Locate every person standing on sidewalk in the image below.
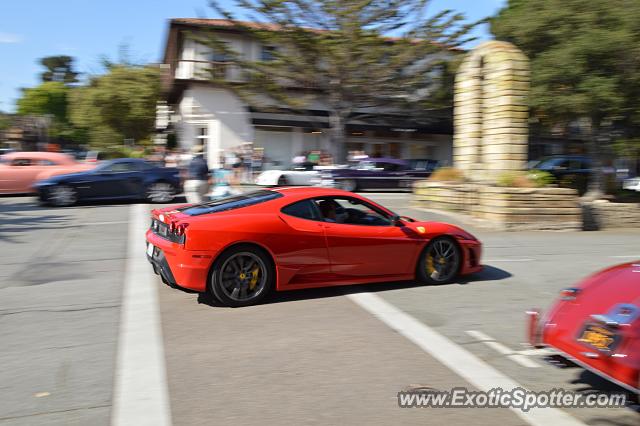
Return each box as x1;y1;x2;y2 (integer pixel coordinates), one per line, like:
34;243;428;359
184;145;210;204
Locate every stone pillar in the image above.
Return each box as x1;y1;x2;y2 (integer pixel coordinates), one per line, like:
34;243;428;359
453;56;483;175
453;41;530;182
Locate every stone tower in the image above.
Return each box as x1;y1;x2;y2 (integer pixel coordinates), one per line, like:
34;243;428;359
453;41;530;181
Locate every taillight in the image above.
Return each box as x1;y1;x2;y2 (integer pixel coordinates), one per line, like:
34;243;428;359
175;223;188;236
526;309;542;347
560;287;581;301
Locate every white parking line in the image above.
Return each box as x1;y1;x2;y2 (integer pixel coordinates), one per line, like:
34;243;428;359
517;348;557;356
609;255;640;259
348;292;586;426
465;330;541;368
79;221;129;226
484;258;535;262
111;204;172;426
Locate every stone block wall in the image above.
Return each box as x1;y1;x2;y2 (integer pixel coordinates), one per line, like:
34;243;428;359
414;181;581;231
588;201;640;229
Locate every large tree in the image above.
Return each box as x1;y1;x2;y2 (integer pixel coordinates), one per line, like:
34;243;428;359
203;0;477;161
40;55;79;84
491;0;640;196
69;65;161;148
15;81;83;141
15;56;83;142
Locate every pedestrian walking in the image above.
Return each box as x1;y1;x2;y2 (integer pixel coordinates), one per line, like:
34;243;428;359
184;145;210;204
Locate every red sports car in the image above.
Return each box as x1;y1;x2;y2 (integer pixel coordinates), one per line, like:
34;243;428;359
528;262;640;393
145;187;482;307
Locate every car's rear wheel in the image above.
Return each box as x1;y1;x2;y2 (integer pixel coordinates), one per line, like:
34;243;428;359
339;179;357;192
210;245;274;307
146;182;175;203
277;175;289;186
48;185;77;207
417;237;461;285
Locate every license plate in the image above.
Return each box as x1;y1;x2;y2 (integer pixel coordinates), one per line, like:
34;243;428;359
577;324;618;351
146;243;155;257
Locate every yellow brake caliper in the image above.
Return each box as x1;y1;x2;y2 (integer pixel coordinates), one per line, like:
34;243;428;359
426;254;435;274
249;267;260;290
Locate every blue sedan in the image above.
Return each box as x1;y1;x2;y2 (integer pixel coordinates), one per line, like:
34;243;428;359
34;158;181;206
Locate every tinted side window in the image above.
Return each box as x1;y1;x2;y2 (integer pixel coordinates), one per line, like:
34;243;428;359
12;158;32;166
108;162;138;172
411;160;427;170
281;200;319;220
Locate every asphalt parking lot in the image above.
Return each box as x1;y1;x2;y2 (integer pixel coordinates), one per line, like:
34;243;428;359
0;192;638;426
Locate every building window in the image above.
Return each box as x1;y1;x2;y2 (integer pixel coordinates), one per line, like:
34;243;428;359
261;46;277;61
196;125;208;158
210;42;230;62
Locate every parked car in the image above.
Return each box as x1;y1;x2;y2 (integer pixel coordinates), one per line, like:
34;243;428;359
527;262;640;393
623;176;640;192
315;158;439;192
255;162;338;186
530;155;593;194
34;158;181;206
0;151;96;194
146;187;482;307
84;150;106;163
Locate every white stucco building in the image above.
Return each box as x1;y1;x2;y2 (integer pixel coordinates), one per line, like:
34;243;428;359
159;18;454;169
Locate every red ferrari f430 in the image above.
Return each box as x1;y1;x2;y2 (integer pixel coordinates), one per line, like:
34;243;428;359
528;262;640;394
146;187;482;307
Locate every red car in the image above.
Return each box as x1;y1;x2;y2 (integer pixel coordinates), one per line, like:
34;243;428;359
528;262;640;393
146;187;482;307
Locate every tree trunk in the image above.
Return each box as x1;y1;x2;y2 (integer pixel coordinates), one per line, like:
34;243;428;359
328;111;348;164
583;118;604;200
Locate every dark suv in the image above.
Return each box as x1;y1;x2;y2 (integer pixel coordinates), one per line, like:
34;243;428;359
531;155;592;194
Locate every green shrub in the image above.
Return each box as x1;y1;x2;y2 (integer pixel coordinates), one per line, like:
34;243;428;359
497;170;554;188
496;171;523;187
526;170;555;188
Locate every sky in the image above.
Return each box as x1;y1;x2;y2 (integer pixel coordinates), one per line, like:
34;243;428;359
0;0;506;112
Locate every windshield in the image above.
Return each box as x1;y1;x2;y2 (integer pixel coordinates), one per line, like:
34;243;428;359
179;190;283;216
535;157;564;170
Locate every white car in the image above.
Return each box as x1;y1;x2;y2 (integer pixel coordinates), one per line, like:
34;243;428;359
623;177;640;191
256;164;337;186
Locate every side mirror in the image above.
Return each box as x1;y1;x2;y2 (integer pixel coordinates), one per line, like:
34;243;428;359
390;215;403;226
399;215;416;223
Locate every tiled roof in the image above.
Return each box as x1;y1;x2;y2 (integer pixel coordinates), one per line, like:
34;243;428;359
171;18;289;32
169;18;461;50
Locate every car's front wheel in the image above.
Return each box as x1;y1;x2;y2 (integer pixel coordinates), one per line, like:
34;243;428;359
48;185;78;207
417;237;461;285
210;245;274;307
146;182;175;203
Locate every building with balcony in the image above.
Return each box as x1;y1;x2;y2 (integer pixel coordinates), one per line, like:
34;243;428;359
159;18;455;169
